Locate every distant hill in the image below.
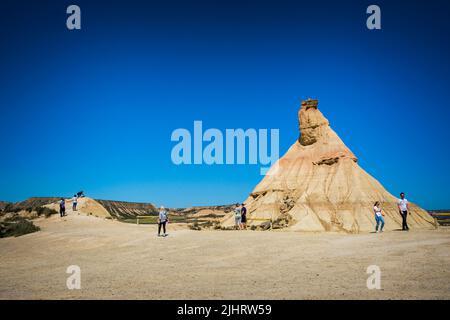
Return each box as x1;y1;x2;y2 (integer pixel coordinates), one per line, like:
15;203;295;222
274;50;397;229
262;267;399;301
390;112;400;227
13;197;61;210
428;210;450;226
0;197;60;213
172;204;235;215
0;197;158;219
0;201;12;212
95;199;158;219
428;210;450;213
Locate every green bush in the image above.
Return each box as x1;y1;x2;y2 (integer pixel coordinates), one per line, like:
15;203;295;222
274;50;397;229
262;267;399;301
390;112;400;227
0;216;40;238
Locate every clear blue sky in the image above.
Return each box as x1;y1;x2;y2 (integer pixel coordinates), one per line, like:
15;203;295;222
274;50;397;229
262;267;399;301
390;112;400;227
0;0;449;209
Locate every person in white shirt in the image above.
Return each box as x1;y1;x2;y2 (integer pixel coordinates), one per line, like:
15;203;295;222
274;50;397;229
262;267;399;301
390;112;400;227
397;192;409;231
158;206;169;237
373;201;385;233
234;203;242;230
72;195;78;211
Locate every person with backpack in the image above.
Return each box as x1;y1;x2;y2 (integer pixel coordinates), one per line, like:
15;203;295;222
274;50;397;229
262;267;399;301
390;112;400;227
158;206;169;237
59;198;66;217
373;201;385;233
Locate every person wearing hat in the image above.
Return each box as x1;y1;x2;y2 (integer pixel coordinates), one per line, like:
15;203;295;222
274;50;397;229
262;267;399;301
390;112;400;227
158;206;169;237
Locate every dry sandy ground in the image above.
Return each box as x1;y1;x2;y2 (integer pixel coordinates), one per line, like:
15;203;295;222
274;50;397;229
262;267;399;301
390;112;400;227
1;214;449;299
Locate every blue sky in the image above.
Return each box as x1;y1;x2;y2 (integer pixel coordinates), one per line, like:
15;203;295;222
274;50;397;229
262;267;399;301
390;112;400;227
0;0;449;209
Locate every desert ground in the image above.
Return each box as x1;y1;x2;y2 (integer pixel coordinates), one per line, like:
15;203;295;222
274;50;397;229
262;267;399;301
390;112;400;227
0;213;449;300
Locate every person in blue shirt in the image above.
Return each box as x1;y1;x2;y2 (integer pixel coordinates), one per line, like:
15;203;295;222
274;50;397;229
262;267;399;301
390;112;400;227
158;206;168;237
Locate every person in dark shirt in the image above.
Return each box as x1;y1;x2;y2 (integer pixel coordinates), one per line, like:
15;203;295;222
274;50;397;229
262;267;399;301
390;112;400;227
240;203;247;230
59;198;66;217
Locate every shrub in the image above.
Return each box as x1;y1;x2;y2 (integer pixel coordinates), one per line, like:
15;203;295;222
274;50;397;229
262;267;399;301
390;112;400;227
3;205;21;213
189;222;201;231
3;203;14;213
35;207;58;218
0;216;40;238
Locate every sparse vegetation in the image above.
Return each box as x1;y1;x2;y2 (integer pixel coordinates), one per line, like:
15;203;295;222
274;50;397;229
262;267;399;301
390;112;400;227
188;220;219;230
189;222;201;230
1;201;58;218
3;203;21;213
0;216;40;238
35;207;58;217
272;213;293;229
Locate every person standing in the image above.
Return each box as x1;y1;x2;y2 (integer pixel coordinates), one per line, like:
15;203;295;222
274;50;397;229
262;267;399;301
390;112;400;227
234;203;242;230
397;192;409;231
72;194;78;211
240;203;247;230
158;206;168;237
59;198;66;217
373;201;385;233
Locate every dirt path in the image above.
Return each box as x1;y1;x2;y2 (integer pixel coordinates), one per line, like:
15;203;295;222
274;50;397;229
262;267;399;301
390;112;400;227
1;214;449;299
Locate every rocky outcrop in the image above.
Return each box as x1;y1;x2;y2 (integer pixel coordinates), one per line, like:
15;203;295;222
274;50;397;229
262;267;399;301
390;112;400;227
222;99;436;233
0;201;11;212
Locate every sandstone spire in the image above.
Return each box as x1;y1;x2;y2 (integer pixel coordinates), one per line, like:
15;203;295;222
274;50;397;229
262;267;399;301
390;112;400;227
222;99;436;233
298;99;329;146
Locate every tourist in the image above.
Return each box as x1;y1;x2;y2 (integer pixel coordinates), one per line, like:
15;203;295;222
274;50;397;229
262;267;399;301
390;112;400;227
240;203;247;229
234;203;242;230
158;206;168;237
397;192;409;231
72;194;78;211
59;198;66;217
373;201;385;233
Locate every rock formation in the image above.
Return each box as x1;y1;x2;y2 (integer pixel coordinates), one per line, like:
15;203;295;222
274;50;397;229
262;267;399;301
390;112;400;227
222;99;436;232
